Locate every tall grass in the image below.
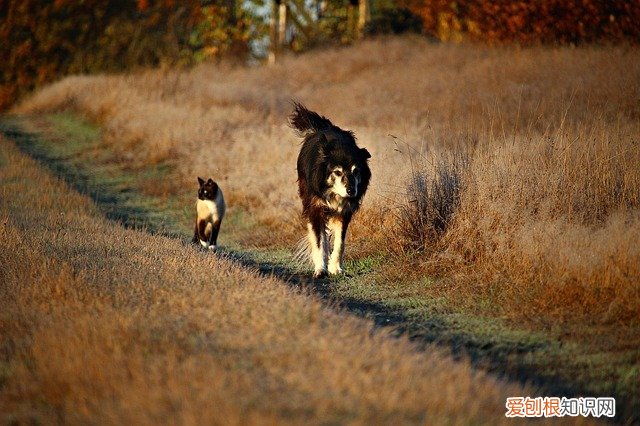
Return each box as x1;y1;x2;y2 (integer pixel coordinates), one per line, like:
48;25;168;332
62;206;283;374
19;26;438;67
13;36;640;328
439;118;640;323
395;142;468;254
1;133;533;424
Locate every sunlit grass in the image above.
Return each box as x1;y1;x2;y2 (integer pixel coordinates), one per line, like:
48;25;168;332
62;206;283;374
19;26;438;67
0;136;531;424
9;35;640;421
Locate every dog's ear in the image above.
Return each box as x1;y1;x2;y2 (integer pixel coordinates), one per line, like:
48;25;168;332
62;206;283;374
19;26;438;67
308;136;330;196
360;148;371;159
207;178;214;185
309;166;326;196
198;176;205;186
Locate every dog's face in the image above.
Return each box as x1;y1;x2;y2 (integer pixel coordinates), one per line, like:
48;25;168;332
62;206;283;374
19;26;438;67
299;128;372;204
320;133;371;201
326;164;363;198
197;177;218;201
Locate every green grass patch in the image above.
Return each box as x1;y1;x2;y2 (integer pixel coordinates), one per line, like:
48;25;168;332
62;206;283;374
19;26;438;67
1;113;187;237
1;111;637;423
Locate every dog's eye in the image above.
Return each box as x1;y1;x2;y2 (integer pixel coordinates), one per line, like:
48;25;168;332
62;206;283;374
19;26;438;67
333;170;343;177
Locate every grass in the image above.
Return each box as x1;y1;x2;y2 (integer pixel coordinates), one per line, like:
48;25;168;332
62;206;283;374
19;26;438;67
5;35;640;422
0;114;188;237
394;145;467;253
0;123;534;424
2;112;635;423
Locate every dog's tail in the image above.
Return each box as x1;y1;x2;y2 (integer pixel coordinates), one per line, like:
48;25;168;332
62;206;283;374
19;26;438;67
289;102;334;136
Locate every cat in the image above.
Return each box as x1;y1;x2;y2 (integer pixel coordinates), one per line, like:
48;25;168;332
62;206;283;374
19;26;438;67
192;177;225;251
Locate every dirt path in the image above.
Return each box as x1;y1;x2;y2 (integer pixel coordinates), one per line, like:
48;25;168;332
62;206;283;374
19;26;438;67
1;119;549;424
1;116;623;423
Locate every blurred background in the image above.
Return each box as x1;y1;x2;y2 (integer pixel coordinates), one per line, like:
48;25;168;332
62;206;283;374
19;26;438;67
2;0;639;110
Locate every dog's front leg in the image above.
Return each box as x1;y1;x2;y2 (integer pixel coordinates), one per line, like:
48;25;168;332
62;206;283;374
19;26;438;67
307;221;328;278
327;217;344;275
328;214;351;275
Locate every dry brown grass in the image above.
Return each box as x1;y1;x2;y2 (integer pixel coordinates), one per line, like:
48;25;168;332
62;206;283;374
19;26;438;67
13;36;640;329
437;121;640;325
395;146;468;254
1;136;538;423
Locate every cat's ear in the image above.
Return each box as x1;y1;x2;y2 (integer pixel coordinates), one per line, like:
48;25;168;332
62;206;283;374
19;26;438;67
198;177;205;186
207;178;214;185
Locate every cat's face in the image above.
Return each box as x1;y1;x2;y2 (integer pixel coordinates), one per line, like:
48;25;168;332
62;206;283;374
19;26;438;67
197;177;218;201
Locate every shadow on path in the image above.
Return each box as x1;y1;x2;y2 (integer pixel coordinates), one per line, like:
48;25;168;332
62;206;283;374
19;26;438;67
220;248;580;401
1;117;181;238
2;117;631;422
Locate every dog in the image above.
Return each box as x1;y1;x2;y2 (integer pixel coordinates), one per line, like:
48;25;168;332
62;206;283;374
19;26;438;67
289;102;371;278
192;177;225;250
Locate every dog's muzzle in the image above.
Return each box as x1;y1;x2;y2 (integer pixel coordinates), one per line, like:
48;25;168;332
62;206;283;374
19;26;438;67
345;175;360;197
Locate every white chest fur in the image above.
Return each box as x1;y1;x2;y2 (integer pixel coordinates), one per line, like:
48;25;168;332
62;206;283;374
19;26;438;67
196;190;225;222
326;195;345;213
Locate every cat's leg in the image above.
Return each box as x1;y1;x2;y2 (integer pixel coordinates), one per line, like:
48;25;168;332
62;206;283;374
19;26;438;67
208;220;221;251
192;220;200;244
198;220;210;249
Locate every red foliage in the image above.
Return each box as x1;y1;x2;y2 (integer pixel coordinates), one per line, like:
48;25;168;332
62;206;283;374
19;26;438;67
137;0;150;12
404;0;640;44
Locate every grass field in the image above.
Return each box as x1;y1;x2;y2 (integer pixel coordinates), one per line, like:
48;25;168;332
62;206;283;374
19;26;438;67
0;128;541;424
3;35;639;422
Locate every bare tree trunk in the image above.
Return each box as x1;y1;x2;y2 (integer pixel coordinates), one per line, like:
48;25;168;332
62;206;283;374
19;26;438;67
269;0;278;63
357;0;369;39
278;2;287;47
269;0;288;63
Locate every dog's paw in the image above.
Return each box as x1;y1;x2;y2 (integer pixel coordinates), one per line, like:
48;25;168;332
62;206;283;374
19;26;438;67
313;270;328;279
328;265;343;275
208;245;217;251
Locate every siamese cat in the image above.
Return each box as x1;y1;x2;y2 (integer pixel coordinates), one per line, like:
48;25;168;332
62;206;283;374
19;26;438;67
193;177;225;250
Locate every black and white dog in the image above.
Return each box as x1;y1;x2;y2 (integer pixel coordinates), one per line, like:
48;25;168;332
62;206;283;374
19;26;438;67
289;103;371;278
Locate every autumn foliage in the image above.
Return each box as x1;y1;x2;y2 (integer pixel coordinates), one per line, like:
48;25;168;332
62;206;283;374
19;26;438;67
0;0;253;110
406;0;640;44
2;0;640;111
